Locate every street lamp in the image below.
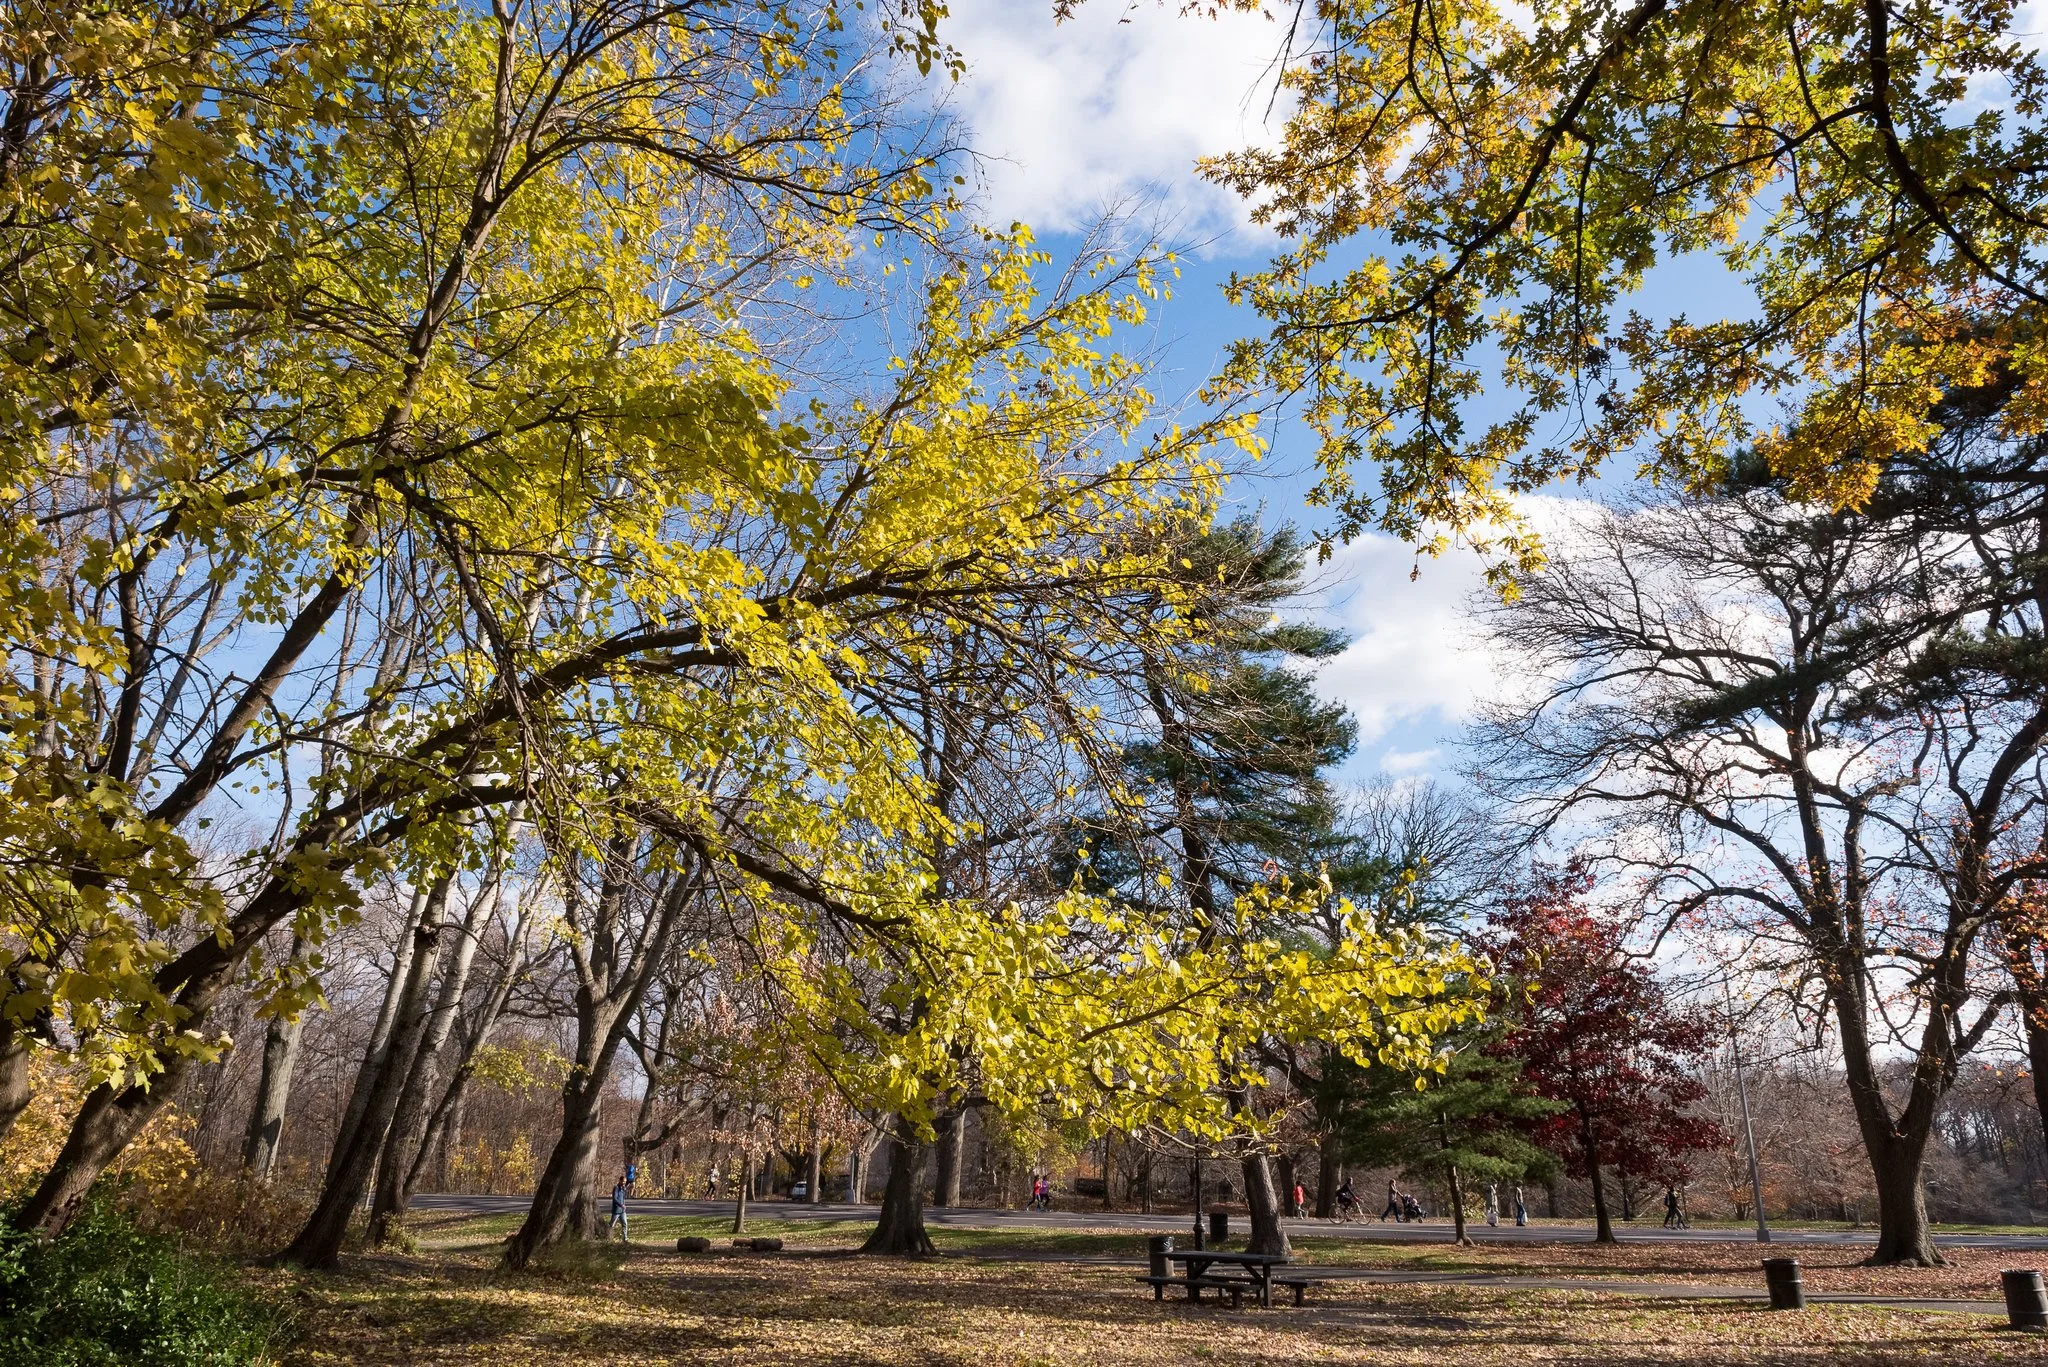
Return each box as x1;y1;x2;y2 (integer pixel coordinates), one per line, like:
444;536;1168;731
1723;978;1770;1244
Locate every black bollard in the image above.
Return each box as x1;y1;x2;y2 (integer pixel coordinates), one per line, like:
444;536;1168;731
1762;1257;1806;1310
2002;1270;2048;1331
1210;1210;1230;1244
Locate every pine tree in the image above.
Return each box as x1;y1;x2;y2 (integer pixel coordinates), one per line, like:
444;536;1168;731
1326;1034;1561;1244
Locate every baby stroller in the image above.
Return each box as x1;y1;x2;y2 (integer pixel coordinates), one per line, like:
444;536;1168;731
1401;1193;1426;1223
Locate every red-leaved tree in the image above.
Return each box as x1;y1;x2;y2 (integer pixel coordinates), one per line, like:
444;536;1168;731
1487;864;1724;1242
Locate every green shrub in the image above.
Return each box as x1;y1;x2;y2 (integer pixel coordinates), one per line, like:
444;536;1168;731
0;1199;285;1366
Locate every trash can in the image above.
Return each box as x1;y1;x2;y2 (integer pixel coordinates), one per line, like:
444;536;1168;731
1147;1235;1174;1279
1762;1257;1806;1310
2002;1269;2048;1330
1209;1210;1230;1243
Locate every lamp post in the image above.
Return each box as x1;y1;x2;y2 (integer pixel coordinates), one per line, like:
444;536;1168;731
1724;978;1770;1244
1192;1156;1205;1249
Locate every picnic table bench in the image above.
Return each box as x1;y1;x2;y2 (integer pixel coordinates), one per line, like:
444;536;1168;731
1137;1243;1311;1309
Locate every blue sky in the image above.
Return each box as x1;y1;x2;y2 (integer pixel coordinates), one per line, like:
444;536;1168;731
932;1;1521;786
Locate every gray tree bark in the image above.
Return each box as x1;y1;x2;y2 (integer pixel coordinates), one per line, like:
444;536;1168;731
861;1119;934;1255
279;873;455;1268
369;872;504;1243
240;1008;306;1180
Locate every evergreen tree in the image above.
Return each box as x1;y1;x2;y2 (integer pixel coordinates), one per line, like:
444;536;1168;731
1327;1033;1560;1244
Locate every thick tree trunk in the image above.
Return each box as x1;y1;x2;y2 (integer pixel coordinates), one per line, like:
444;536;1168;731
861;1122;934;1255
241;1009;306;1180
21;1069;177;1234
0;1021;34;1148
1864;1132;1940;1265
1579;1110;1615;1244
1277;1152;1298;1216
1546;1173;1562;1219
1315;1133;1340;1218
503;1070;609;1268
280;876;452;1268
932;1106;964;1208
1240;1148;1291;1256
2029;1021;2048;1181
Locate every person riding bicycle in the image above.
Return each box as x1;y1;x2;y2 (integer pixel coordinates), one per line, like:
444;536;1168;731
1334;1178;1359;1219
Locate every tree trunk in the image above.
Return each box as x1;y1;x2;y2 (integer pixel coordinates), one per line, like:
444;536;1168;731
932;1106;964;1208
241;1008;306;1180
1441;1111;1472;1245
805;1122;823;1205
433;1076;470;1190
1865;1132;1940;1265
20;1070;173;1234
324;881;433;1187
1101;1134;1115;1209
372;874;505;1241
1315;1133;1340;1218
1447;1163;1470;1245
1579;1109;1615;1244
861;1121;934;1255
1138;1149;1153;1213
503;1069;609;1268
1547;1172;1562;1219
733;1151;751;1233
280;875;453;1269
408;900;531;1198
1277;1152;1298;1217
0;1021;31;1147
1240;1148;1291;1256
501;853;699;1269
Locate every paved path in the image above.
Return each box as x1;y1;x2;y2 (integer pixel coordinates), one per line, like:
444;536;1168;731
411;1192;2048;1251
1299;1268;2004;1313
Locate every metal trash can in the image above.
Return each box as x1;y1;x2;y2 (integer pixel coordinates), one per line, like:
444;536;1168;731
2002;1270;2048;1330
1762;1257;1806;1310
1147;1235;1174;1279
1209;1210;1229;1243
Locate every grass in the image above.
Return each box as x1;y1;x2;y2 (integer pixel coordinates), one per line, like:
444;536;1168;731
248;1212;2048;1365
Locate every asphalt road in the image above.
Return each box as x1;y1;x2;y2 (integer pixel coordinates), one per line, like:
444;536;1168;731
411;1193;2048;1250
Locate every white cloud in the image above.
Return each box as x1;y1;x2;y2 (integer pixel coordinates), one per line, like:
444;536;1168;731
938;1;1290;247
1377;747;1441;774
1312;533;1499;748
1311;495;1603;755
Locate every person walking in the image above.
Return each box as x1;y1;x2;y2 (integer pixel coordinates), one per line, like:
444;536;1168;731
1291;1180;1307;1217
609;1177;630;1242
1379;1178;1402;1223
1485;1182;1499;1227
625;1159;639;1194
1662;1185;1680;1229
1513;1183;1528;1227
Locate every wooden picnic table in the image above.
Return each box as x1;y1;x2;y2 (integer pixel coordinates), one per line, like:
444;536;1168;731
1159;1249;1298;1308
